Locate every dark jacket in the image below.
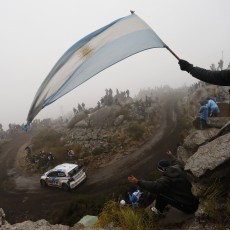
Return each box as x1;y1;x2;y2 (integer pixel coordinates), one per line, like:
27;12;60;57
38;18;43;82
137;159;198;206
189;67;230;86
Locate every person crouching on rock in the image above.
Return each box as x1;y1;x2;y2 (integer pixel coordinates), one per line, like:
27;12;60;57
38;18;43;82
128;150;199;216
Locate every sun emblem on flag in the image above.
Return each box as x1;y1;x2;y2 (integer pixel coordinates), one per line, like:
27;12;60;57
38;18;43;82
80;44;93;58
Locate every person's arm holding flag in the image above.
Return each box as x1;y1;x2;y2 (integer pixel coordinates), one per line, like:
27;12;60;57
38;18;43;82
178;59;230;86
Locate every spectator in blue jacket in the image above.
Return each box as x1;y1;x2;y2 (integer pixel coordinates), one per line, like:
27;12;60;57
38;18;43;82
207;98;220;117
128;188;142;208
199;101;209;129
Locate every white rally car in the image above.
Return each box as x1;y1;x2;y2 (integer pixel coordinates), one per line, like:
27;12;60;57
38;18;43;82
40;163;86;191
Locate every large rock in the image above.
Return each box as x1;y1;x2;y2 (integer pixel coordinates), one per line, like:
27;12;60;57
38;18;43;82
210;120;230;141
183;129;219;152
77;215;98;227
114;115;124;126
90;105;121;128
176;146;193;164
185;132;230;177
207;117;230;129
118;97;133;107
2;219;70;230
67;111;88;129
75;120;89;128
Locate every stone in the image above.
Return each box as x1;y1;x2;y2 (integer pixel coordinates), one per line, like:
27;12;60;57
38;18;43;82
75;120;89;128
185;132;230;177
183;129;219;152
207;117;230;129
114;115;124;126
177;146;193;164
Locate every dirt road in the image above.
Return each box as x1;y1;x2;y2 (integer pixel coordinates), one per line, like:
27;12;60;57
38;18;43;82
0;97;183;224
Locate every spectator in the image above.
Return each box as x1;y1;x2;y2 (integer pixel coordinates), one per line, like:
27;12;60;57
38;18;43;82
67;149;75;160
128;188;142;208
25;146;31;155
128;150;199;216
207;98;220;117
47;152;54;166
78;103;82;112
199;101;209;129
97;101;101;109
73;107;77;115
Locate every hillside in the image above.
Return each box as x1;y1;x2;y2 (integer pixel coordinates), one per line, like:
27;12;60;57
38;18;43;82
0;83;230;229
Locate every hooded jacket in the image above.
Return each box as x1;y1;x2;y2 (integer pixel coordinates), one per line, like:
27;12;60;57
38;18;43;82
207;99;220;114
137;159;198;206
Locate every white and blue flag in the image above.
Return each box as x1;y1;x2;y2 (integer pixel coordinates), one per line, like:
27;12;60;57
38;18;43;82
25;13;166;128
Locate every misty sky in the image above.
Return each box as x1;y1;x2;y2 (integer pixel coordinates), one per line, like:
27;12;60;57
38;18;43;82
1;0;230;130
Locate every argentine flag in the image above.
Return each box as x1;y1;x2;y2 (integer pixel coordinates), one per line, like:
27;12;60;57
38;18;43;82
26;13;166;127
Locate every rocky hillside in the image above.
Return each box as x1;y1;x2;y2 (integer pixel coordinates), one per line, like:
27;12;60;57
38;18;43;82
173;83;230;229
1;83;230;230
22;88;167;173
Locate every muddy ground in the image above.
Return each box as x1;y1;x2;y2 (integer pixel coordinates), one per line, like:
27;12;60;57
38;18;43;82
0;98;184;224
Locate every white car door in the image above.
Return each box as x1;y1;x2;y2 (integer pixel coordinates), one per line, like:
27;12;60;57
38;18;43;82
47;171;59;187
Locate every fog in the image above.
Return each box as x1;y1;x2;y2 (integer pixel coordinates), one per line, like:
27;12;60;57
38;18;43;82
1;0;230;130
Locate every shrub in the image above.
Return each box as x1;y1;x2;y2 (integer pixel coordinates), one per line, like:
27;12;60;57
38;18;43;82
96;200;160;230
115;131;126;144
92;147;103;155
72;143;83;155
96;200;121;227
125;123;145;141
32;128;63;149
120;208;148;230
203;179;229;224
30;128;68;166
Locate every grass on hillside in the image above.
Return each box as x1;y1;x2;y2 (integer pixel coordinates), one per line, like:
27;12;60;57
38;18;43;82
95;200;160;230
203;178;230;224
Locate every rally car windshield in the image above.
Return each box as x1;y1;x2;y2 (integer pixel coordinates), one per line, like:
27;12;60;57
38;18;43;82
68;166;81;177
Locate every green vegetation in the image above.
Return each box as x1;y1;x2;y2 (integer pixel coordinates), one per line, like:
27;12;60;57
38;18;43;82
125;122;146;141
53;182;128;226
31;128;84;159
203;178;230;224
96;200;160;230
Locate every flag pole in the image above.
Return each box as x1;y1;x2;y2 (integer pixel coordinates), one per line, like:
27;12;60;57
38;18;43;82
164;45;180;60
